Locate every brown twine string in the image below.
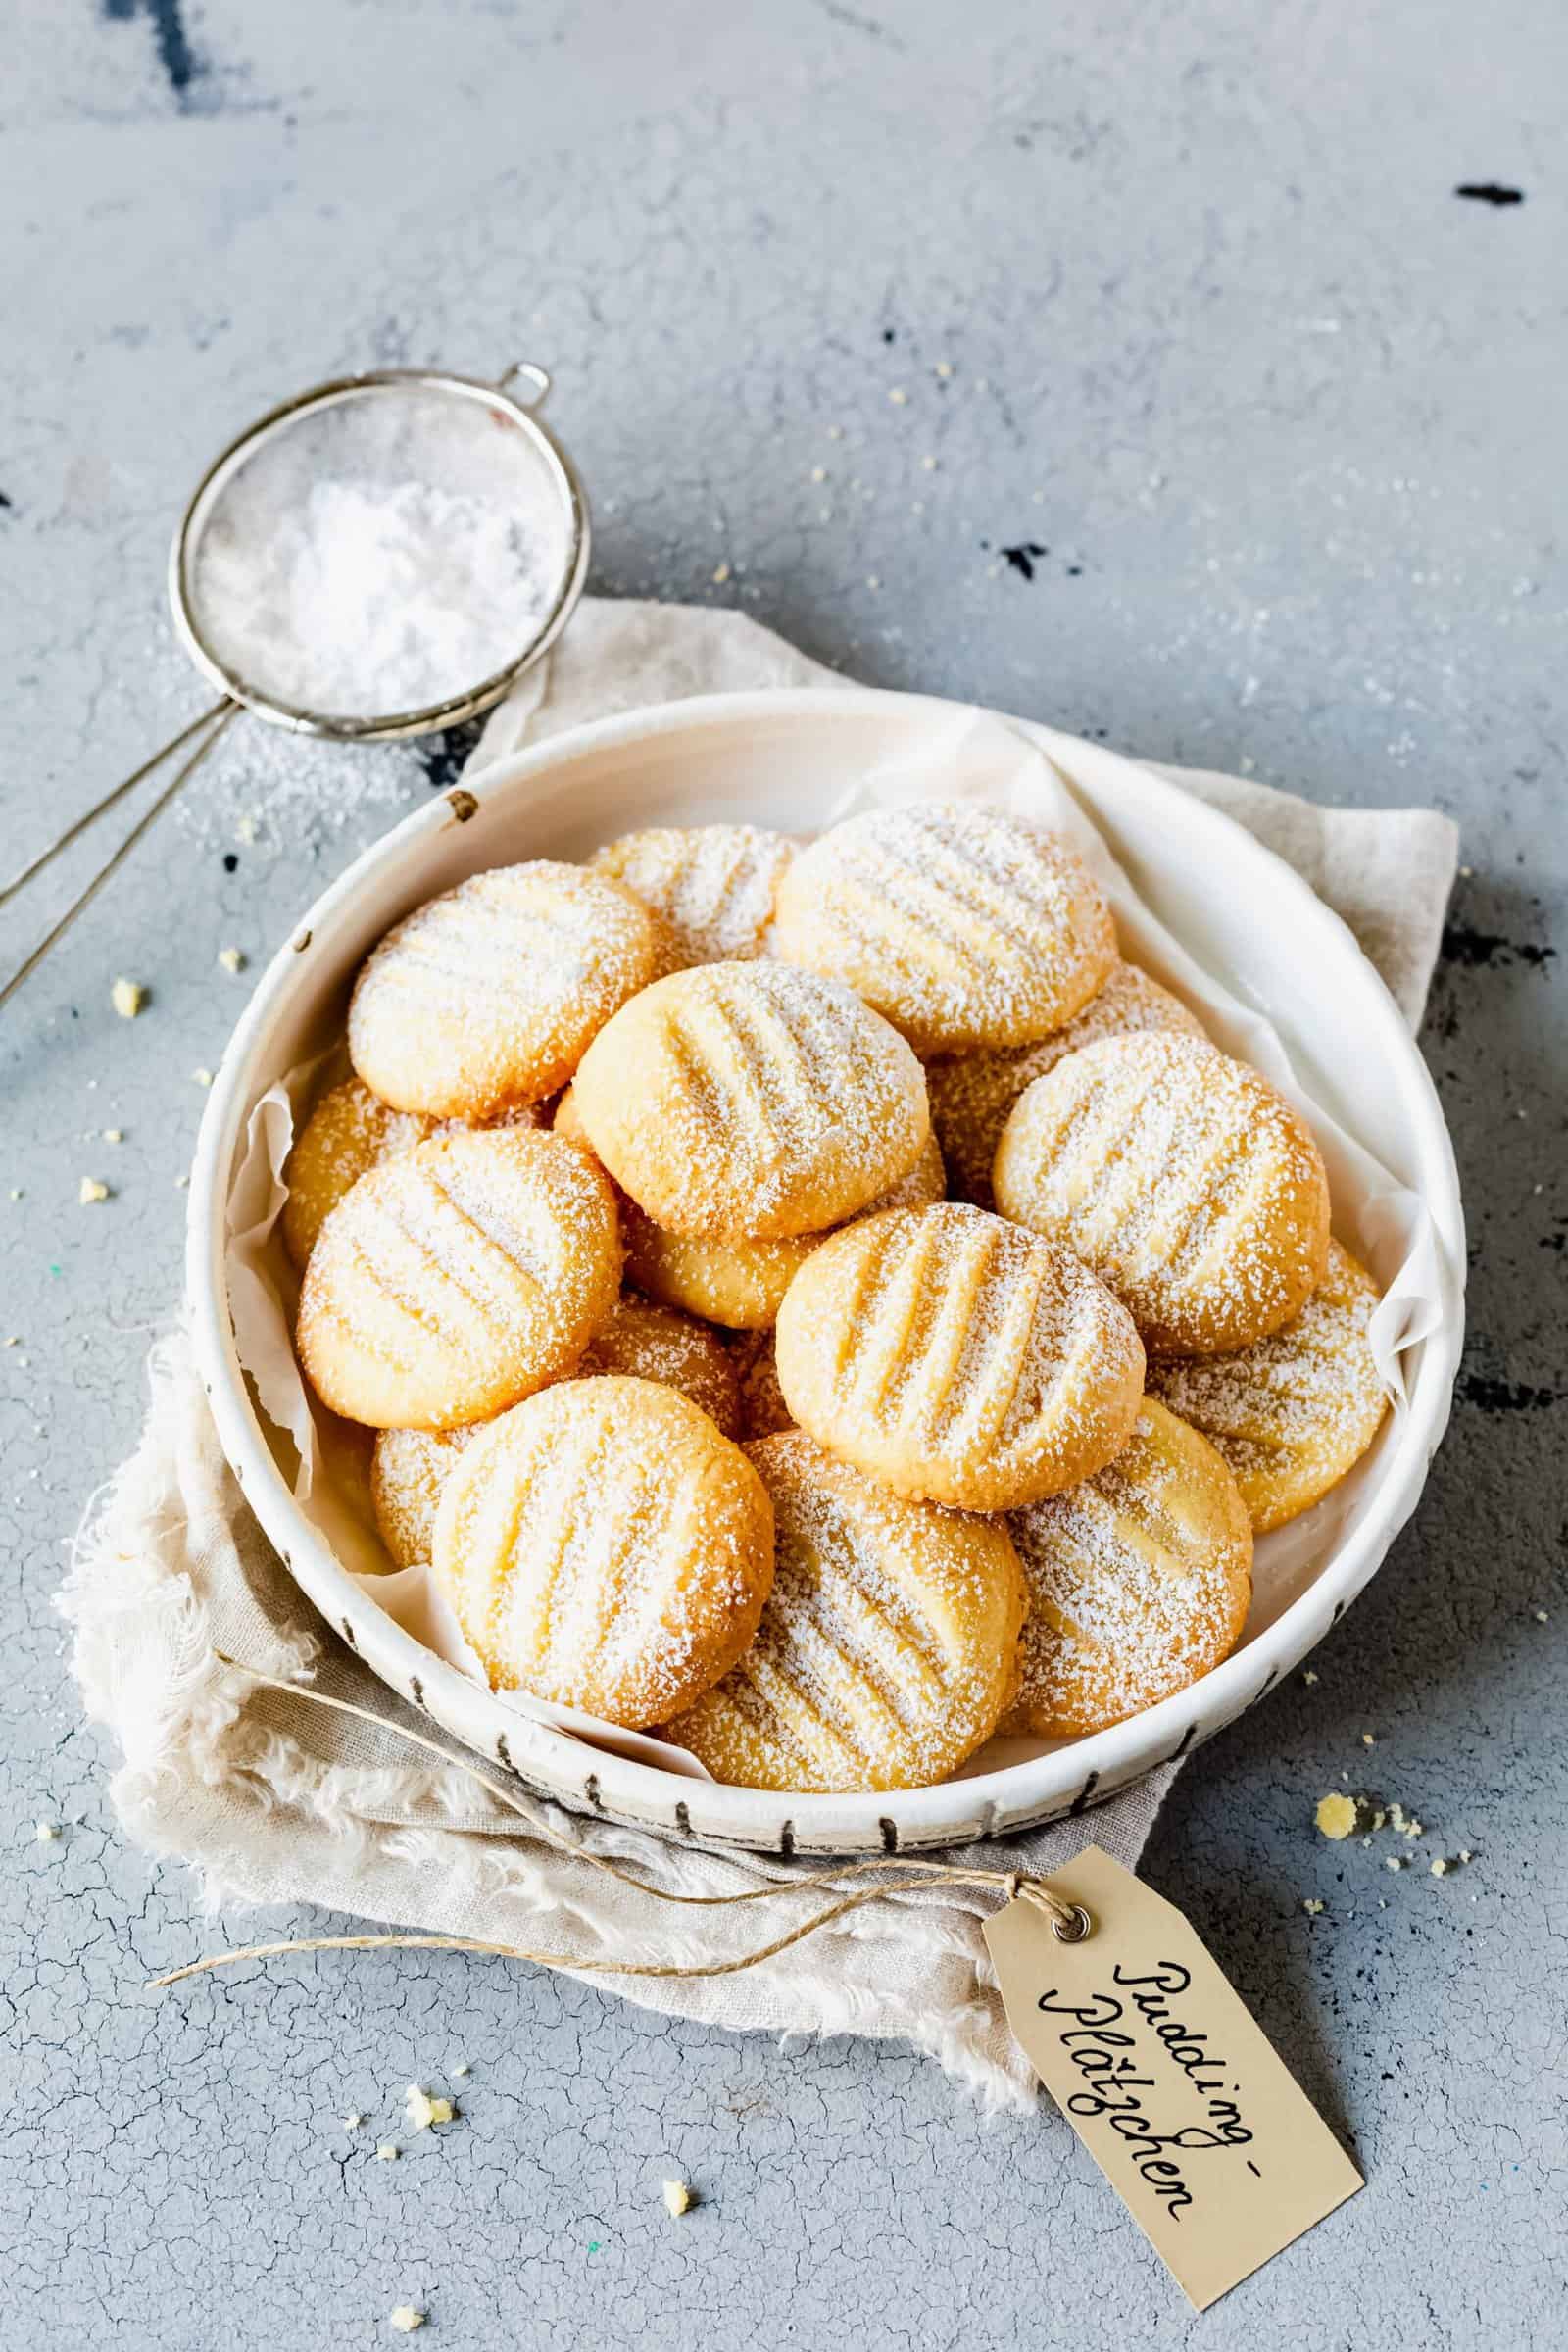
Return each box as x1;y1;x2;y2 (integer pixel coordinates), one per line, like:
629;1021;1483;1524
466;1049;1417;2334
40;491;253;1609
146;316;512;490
146;1656;1091;1993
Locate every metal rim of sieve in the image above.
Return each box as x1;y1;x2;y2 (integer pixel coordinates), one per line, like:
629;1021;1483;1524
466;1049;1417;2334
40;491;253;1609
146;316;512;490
168;361;592;742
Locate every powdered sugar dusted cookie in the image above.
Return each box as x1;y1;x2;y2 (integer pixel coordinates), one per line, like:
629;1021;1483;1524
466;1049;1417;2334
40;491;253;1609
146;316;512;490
614;1126;945;1331
432;1376;774;1728
348;861;660;1118
663;1432;1027;1791
1002;1398;1252;1737
768;800;1116;1055
774;1201;1145;1510
580;1290;741;1437
296;1127;621;1429
372;1424;478;1566
590;823;797;965
994;1032;1331;1356
282;1077;443;1272
571;960;930;1240
1148;1240;1388;1530
281;1076;542;1270
926;963;1204;1208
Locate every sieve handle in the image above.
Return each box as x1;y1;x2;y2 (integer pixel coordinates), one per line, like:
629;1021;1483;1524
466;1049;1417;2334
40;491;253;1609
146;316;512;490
0;698;238;1012
494;360;552;408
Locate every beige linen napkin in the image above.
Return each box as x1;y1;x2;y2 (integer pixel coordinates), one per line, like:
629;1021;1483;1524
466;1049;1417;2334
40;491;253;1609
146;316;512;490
63;601;1457;2112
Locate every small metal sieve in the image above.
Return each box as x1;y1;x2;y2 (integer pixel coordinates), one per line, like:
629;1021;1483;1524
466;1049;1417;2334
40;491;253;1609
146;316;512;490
1;362;590;1007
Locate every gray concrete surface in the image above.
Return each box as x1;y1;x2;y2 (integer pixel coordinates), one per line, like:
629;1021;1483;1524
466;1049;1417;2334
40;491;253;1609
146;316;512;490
3;4;1564;2345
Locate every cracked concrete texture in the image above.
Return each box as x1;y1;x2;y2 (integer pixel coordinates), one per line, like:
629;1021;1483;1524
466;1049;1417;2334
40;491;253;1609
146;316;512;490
2;1;1564;2344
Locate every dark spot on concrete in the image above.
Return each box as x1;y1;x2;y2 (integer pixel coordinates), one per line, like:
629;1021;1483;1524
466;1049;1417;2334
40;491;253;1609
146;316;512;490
1065;564;1083;576
1541;1229;1566;1255
1001;541;1048;581
446;788;479;824
221;852;238;873
102;0;201;102
419;723;479;792
1459;1373;1563;1414
0;491;12;511
1441;921;1556;970
1455;182;1524;206
881;327;896;344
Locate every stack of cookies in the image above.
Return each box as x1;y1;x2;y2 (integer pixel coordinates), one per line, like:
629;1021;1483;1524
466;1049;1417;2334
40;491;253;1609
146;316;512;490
285;802;1389;1793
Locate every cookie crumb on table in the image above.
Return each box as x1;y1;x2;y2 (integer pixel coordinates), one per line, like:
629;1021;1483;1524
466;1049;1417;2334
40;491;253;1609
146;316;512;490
375;2143;399;2162
1301;1897;1325;1916
342;2112;363;2132
77;1177;109;1205
218;947;246;974
1315;1792;1358;1840
662;2179;693;2217
404;2085;454;2132
192;1068;214;1088
35;1820;60;1842
388;2307;425;2332
111;977;145;1018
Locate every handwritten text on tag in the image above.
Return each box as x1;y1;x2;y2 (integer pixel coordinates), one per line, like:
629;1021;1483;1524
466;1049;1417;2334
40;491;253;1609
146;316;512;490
984;1846;1362;2310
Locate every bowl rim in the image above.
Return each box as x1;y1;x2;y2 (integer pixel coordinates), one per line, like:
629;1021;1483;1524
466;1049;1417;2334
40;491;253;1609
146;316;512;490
186;683;1465;1851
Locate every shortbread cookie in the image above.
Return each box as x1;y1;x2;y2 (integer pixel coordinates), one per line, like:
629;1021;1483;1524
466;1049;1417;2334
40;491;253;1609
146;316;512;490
663;1432;1027;1791
927;964;1204;1208
616;1127;945;1331
281;1077;541;1270
1002;1398;1252;1738
432;1377;774;1727
590;823;797;966
1148;1240;1388;1530
372;1424;478;1566
370;1297;739;1558
580;1290;741;1437
768;800;1116;1055
572;960;930;1240
774;1201;1145;1509
296;1128;621;1429
282;1079;442;1271
348;861;660;1119
994;1033;1331;1355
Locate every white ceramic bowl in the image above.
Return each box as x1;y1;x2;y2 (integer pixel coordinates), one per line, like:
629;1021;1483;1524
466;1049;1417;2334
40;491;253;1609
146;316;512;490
188;689;1464;1855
